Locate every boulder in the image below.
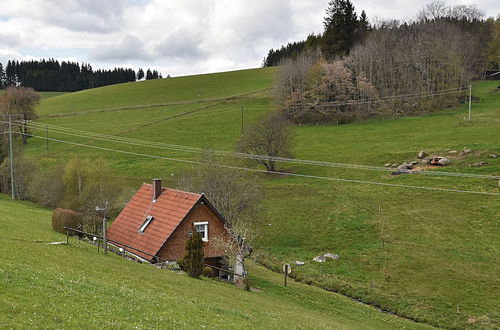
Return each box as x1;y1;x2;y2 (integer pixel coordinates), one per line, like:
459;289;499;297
391;163;398;168
295;261;305;266
324;253;339;260
489;154;498;159
418;151;427;159
460;149;472;156
384;163;391;167
397;162;413;170
448;150;458;154
470;161;488;167
437;157;451;166
313;255;326;263
410;160;419;166
430;156;450;166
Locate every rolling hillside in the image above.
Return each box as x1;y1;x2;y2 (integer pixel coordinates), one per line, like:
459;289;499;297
0;196;428;329
19;69;500;328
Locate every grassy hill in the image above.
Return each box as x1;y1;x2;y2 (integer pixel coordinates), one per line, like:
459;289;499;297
0;196;428;329
19;69;500;328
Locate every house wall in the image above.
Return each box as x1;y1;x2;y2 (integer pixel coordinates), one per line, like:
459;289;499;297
156;203;227;261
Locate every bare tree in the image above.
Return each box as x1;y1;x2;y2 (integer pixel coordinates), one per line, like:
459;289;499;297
212;225;254;290
175;154;261;229
2;87;40;144
237;113;295;172
175;154;261;288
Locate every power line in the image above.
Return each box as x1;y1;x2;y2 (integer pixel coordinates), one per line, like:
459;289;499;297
17;120;500;180
14;131;500;197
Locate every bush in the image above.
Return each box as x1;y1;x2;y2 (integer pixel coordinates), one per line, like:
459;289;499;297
27;167;64;208
52;208;83;234
180;230;204;278
203;266;214;277
81;214;102;236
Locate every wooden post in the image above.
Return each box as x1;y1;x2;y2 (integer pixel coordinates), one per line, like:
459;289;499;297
66;229;69;244
102;217;108;255
284;264;289;287
8;117;14;200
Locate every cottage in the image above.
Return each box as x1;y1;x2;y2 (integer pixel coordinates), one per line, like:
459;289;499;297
107;179;229;272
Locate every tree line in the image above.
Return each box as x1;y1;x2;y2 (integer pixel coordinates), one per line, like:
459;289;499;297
0;59;164;92
271;0;500;125
263;0;370;66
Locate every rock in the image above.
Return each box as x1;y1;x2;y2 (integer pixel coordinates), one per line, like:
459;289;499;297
313;255;326;263
410;160;419;166
324;253;339;260
421;158;431;164
460;149;472;156
391;163;398;168
295;261;305;266
397;162;413;170
470;161;488;167
489;154;498;159
448;150;458;154
437;157;450;166
392;162;413;175
391;171;405;176
418;151;427;159
384;163;391;167
430;156;450;166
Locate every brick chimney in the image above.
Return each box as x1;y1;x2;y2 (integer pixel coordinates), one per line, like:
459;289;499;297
153;178;162;201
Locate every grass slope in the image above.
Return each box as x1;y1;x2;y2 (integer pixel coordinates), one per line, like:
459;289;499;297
36;68;277;116
24;70;500;328
0;196;427;329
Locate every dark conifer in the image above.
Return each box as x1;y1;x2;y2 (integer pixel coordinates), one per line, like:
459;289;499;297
180;229;204;278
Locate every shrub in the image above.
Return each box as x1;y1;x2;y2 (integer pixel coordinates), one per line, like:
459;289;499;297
27;167;64;208
81;214;102;236
52;208;83;234
180;230;204;278
203;266;214;277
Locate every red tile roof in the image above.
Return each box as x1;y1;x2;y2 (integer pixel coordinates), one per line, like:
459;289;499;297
107;184;201;260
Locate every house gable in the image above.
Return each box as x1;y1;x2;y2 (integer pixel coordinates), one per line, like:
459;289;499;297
156;201;228;261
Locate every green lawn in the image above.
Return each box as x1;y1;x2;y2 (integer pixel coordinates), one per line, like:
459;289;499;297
18;70;500;329
0;196;428;329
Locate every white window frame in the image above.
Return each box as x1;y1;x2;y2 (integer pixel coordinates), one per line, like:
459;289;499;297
193;221;208;242
138;215;154;233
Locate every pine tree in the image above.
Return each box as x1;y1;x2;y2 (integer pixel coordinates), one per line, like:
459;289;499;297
180;229;204;277
322;0;358;59
0;63;5;88
137;68;144;80
145;69;153;80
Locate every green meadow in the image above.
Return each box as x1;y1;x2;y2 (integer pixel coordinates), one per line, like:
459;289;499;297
14;69;500;328
0;196;429;329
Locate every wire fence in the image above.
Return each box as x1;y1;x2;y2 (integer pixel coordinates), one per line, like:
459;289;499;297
63;226;236;277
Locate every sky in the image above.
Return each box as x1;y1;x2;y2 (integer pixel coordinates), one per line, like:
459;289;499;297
0;0;498;77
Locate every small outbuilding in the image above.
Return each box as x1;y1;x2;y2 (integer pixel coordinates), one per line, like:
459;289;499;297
107;179;230;273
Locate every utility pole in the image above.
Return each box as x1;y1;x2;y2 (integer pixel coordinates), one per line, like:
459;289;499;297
8;117;14;200
468;84;472;121
96;201;109;255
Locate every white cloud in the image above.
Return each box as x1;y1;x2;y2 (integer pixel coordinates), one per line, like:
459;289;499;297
0;0;497;76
